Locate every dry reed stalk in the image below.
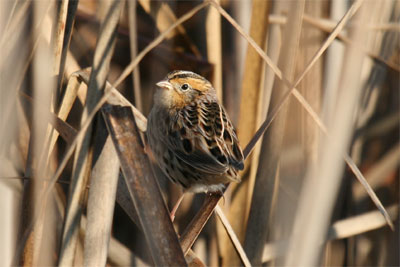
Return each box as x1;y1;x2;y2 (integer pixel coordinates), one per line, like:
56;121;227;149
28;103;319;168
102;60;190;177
281;1;325;263
273;1;326;259
55;0;79;90
323;0;346;127
206;1;223;99
284;2;374;265
244;1;305;265
296;1;325;166
128;0;143;112
259;14;282;127
246;14;282;264
53;0;69;79
83;117;120;266
236;0;270;164
102;105;186;266
180;195;222;255
58;1;123;265
215;205;251;267
114;170;204;265
229;1;251;122
219;0;270;265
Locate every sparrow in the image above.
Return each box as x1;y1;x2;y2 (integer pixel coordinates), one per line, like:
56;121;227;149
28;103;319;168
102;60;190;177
147;70;244;195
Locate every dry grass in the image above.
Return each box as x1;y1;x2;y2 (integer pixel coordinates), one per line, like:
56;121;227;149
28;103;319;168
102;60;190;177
0;0;398;266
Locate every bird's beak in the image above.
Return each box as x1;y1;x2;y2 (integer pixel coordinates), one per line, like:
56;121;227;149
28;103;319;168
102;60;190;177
156;80;173;90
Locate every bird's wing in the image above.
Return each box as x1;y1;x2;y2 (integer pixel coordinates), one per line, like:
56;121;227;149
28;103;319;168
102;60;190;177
164;100;244;176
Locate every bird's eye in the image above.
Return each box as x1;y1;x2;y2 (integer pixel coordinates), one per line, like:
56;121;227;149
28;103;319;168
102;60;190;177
181;83;190;90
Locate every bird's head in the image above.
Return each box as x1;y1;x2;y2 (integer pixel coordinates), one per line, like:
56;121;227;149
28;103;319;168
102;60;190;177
154;70;215;109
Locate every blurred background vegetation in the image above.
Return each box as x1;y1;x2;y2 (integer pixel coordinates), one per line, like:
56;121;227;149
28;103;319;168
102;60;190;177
0;0;398;266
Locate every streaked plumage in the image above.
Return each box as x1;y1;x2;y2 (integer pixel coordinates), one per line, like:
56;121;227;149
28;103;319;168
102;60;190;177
147;70;244;193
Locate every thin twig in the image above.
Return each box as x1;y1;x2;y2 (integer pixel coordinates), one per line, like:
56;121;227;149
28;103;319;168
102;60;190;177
215;205;251;267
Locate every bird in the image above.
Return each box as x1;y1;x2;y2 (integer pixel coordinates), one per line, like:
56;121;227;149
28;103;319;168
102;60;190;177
146;70;244;219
